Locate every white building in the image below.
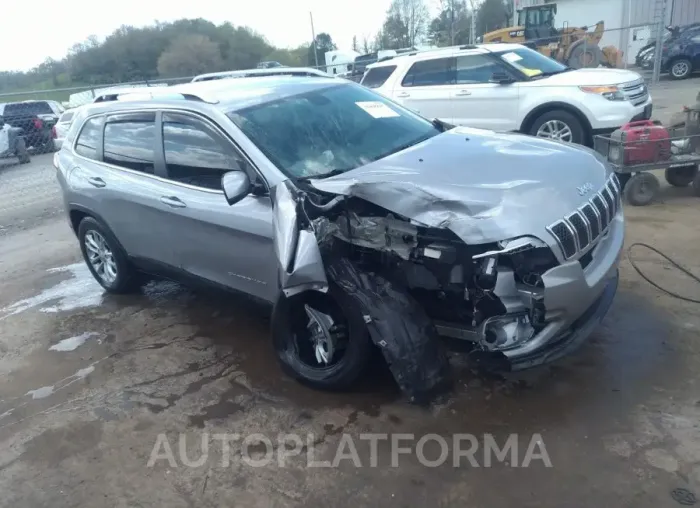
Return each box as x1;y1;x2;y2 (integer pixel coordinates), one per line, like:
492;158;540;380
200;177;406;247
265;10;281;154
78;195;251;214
515;0;700;66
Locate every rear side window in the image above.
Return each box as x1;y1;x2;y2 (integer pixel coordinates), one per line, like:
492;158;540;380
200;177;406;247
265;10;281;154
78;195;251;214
75;117;103;160
361;66;397;88
59;111;74;124
103;116;156;173
401;58;455;87
4;102;54;116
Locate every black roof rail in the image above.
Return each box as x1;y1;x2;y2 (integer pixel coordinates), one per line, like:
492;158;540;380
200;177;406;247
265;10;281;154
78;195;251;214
459;44;478;50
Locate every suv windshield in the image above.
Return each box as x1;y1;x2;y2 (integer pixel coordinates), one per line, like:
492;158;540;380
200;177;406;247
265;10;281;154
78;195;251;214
227;83;439;179
495;47;568;78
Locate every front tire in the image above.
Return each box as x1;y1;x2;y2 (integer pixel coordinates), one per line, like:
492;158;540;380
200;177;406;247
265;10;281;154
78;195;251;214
78;216;141;293
530;110;586;145
272;283;373;390
670;58;692;80
623;172;660;206
16;138;30;164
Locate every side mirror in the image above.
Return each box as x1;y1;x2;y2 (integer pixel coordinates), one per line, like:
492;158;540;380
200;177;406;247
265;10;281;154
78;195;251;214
222;171;251;206
490;72;515;85
0;117;5;128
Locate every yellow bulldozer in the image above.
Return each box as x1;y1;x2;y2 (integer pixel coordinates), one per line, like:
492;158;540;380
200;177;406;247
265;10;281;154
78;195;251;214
482;3;623;69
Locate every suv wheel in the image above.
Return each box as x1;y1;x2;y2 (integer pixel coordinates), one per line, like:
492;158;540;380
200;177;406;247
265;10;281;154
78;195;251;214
78;217;141;293
272;284;373;390
670;58;692;80
530;110;585;145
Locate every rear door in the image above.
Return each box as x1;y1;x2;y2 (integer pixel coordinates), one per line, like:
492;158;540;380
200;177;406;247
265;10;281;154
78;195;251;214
156;111;276;301
71;112;176;266
391;56;456;122
451;54;519;131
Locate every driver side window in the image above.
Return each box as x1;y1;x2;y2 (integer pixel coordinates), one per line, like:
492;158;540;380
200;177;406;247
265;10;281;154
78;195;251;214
162;113;244;191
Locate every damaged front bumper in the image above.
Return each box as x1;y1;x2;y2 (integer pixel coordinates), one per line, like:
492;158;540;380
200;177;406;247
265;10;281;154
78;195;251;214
471;213;624;370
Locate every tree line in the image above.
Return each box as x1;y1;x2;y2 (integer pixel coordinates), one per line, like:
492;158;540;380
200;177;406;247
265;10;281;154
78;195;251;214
0;0;511;94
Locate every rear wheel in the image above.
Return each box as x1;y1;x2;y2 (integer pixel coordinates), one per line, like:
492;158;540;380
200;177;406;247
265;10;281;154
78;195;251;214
272;284;373;390
567;43;603;69
78;217;141;293
665;164;698;187
670;58;692;80
530;110;586;145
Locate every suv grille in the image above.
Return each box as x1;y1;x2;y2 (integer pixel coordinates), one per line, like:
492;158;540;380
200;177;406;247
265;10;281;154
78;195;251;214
547;175;621;260
621;78;649;107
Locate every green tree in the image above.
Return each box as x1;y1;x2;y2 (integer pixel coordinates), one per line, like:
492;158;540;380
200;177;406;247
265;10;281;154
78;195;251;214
308;33;337;67
429;0;473;46
157;34;224;78
477;0;511;36
380;0;429;49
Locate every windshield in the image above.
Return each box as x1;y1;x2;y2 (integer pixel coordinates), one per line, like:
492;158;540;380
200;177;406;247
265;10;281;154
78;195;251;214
227;83;439;179
495;47;568;78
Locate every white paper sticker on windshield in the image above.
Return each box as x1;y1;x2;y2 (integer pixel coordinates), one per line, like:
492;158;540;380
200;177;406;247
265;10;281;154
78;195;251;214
501;52;523;63
356;101;400;118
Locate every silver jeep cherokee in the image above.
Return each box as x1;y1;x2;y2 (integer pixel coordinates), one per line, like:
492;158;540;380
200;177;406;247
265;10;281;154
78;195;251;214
55;76;623;399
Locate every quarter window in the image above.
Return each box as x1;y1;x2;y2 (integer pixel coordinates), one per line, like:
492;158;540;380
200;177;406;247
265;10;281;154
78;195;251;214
103;118;156;173
162;115;241;190
74;117;103;160
401;58;455;87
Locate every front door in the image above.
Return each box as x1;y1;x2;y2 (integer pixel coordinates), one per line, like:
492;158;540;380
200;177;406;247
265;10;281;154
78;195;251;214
450;54;519;131
156;112;276;302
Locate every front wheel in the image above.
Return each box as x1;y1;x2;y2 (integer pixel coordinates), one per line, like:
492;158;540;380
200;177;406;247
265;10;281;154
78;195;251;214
272;284;373;390
623;172;660;206
670;58;692;80
16;138;30;164
530;110;586;145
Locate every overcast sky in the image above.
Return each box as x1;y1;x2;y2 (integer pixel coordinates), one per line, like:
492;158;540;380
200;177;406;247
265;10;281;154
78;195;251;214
1;0;430;71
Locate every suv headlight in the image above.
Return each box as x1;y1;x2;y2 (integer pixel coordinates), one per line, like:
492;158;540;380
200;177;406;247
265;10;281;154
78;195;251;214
580;85;626;101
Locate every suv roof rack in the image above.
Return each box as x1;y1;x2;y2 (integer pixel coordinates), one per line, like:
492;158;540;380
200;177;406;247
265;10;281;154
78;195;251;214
459;44;478;50
99;91;218;104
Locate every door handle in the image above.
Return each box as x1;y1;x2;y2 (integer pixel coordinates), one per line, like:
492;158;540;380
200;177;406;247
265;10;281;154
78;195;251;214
396;92;410;98
87;177;106;188
159;196;187;208
455;90;472;96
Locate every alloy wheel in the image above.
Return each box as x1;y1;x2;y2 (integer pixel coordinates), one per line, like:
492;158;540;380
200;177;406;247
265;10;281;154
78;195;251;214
84;230;118;285
672;61;690;78
536;120;573;142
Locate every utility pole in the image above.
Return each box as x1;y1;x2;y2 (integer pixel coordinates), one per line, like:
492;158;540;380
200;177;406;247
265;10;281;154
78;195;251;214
513;0;518;26
310;12;319;68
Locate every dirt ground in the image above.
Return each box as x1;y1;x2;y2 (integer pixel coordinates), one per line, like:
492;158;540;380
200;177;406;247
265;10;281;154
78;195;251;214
1;81;700;507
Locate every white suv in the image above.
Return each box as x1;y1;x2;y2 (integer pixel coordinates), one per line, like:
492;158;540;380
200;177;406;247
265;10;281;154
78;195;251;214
362;44;652;145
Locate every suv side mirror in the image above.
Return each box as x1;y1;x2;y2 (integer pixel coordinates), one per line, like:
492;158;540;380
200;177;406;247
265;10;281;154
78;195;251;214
490;72;515;84
222;171;251;205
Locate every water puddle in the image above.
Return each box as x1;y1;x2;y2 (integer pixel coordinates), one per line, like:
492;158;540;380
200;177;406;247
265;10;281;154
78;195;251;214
26;386;54;400
0;263;104;319
49;332;100;352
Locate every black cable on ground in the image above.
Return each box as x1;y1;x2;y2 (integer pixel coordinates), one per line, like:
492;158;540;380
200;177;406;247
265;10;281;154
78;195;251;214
626;242;700;304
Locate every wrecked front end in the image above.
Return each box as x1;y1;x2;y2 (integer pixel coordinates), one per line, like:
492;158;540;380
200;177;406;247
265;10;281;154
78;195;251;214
270;170;623;401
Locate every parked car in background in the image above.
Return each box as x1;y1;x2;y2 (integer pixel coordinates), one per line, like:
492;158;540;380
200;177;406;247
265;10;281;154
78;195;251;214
191;67;332;82
55;76;622;393
54;110;76;150
0;117;30;164
0;100;59;152
256;61;283;69
639;23;700;79
363;43;651;146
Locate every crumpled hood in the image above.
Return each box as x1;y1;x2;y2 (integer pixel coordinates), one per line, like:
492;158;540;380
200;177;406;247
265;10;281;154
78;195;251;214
310;127;612;245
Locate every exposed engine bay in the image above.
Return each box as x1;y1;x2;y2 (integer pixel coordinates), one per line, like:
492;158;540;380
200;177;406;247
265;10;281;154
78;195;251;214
276;180;563;400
